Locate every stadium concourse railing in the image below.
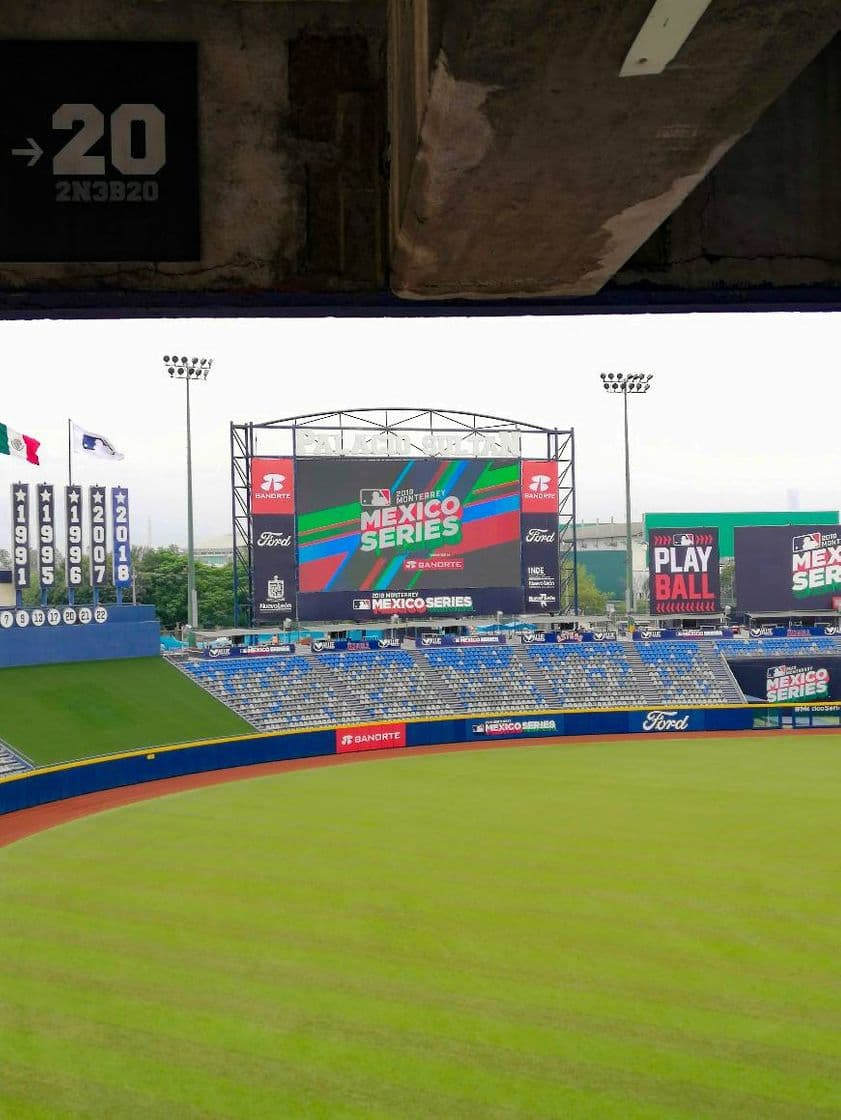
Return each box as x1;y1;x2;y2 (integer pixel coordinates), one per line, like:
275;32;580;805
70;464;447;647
6;698;836;818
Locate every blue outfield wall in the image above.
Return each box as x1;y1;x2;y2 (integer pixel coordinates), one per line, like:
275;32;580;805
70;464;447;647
0;705;755;818
0;605;160;668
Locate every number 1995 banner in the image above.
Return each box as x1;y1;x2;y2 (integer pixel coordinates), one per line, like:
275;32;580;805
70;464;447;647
648;527;720;615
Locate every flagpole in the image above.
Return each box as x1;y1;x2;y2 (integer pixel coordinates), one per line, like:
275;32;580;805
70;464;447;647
68;419;73;487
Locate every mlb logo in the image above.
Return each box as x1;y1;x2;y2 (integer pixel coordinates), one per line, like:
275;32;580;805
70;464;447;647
352;598;371;610
673;532;695;546
360;488;391;507
793;531;822;552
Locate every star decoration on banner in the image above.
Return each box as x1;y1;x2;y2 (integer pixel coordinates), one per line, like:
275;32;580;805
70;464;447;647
14;488;26;502
69;490;80;504
115;491;127;505
92;490;104;505
39;486;51;500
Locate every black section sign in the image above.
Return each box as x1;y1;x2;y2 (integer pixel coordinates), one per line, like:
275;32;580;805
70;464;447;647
11;482;30;590
0;41;199;261
36;484;56;591
89;486;107;586
252;516;296;622
521;515;560;613
65;486;84;588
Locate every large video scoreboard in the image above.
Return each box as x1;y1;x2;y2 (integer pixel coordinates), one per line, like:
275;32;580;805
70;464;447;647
249;455;563;622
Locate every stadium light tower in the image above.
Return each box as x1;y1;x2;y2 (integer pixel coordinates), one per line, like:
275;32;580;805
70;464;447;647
164;355;213;634
599;372;654;614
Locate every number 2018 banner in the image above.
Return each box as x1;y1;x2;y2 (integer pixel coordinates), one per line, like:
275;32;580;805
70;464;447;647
111;488;132;587
648;527;720;615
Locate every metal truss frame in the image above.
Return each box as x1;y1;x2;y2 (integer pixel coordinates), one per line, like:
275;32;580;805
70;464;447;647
231;409;577;625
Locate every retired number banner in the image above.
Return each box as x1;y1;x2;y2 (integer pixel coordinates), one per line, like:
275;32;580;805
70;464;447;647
648;527;720;615
89;486;108;586
11;482;31;590
36;484;56;590
65;486;84;588
111;487;132;587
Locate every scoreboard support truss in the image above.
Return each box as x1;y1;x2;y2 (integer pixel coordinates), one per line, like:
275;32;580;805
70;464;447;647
231;409;577;626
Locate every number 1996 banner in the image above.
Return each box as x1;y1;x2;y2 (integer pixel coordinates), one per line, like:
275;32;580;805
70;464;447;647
648;527;720;615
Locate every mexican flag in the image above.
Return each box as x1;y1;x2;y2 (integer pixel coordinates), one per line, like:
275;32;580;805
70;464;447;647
0;422;40;465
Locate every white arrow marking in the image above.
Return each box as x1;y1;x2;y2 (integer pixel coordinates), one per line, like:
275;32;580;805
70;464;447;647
11;138;43;167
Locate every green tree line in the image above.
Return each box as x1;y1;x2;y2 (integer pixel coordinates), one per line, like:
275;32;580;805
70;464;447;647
15;546;236;631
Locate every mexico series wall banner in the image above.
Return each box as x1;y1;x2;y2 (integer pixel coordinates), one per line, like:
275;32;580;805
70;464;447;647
648;527;720;615
734;525;841;613
726;657;841;704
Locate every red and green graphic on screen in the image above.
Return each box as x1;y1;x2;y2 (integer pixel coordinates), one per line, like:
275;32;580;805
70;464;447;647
296;459;522;592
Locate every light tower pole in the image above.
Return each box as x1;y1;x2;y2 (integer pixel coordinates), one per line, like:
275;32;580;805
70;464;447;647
599;372;654;615
164;355;213;635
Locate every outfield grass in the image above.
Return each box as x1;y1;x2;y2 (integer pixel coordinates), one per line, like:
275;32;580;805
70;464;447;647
0;658;252;765
2;735;841;1118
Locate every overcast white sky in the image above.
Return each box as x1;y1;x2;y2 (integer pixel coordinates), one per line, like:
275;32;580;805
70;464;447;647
1;310;837;548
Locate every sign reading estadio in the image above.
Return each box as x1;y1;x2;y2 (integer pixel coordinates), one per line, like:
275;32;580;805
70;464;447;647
335;723;407;753
250;458;295;515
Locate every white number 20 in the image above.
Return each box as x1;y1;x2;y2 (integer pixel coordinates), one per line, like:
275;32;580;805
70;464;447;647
53;103;166;176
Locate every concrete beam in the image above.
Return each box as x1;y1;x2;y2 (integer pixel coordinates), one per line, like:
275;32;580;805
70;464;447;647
390;0;841;300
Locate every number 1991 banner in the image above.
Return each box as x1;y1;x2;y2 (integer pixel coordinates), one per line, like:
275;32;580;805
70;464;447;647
648;527;720;615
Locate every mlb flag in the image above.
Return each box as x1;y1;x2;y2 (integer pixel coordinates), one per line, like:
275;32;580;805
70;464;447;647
72;422;124;461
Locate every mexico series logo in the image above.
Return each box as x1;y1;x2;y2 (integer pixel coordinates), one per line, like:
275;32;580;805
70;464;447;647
791;530;841;599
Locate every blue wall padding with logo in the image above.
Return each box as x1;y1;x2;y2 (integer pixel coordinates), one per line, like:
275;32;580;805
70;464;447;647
0;707;756;817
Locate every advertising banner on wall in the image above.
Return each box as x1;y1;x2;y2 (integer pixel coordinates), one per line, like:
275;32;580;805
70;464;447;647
251;457;297;622
734;525;841;613
726;657;841;703
648;527;720;615
295;458;526;621
11;482;30;590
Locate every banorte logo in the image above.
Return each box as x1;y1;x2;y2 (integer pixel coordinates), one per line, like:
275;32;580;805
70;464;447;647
335;723;407;754
250;458;295;515
521;461;558;513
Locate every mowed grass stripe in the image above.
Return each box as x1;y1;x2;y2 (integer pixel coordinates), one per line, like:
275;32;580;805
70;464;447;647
2;738;841;1118
0;658;252;764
